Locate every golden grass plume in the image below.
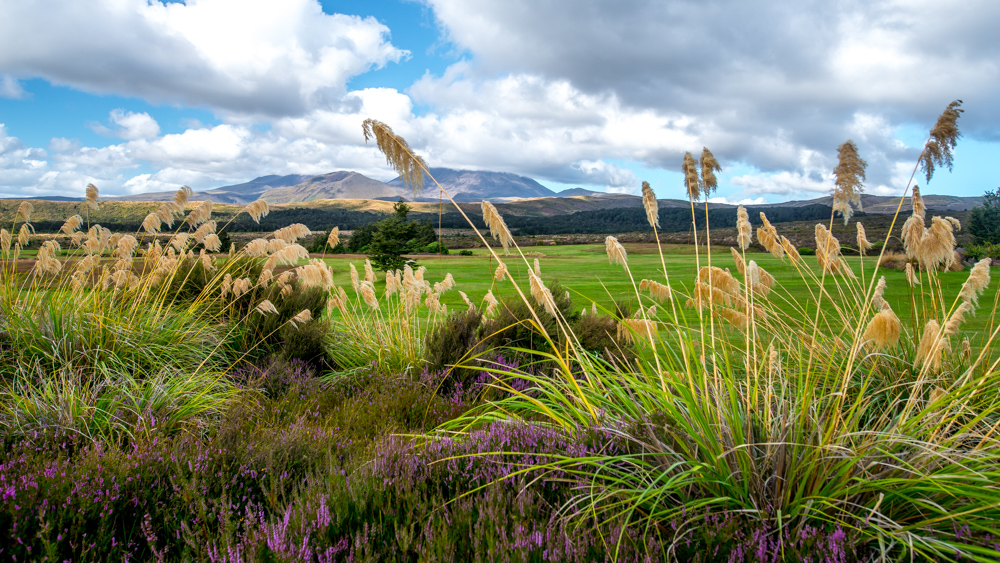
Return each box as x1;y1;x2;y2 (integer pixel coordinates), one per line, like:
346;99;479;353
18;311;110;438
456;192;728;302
362;119;426;195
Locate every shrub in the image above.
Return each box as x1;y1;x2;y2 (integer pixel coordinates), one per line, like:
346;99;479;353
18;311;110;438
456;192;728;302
457;249;473;256
423;308;484;391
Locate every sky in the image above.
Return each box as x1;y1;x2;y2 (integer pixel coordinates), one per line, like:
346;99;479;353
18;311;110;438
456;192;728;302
0;0;997;203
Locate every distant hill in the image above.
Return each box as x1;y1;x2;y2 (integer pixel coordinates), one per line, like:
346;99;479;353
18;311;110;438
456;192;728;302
557;187;604;197
387;168;557;202
260;171;405;203
111;174;309;204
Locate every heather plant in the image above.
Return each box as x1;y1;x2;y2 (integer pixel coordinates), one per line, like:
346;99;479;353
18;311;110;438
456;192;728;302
361;102;1000;561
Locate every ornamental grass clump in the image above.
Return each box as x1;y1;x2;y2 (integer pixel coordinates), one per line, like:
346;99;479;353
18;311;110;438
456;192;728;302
357;102;1000;560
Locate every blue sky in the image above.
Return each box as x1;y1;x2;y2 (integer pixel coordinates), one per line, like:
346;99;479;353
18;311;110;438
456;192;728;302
1;0;997;202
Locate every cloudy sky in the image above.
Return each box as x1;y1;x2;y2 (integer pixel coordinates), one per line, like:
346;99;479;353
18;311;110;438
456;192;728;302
0;0;997;203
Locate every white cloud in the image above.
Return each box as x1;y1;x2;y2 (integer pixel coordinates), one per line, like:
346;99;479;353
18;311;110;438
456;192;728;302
708;196;768;206
0;0;407;116
91;110;161;140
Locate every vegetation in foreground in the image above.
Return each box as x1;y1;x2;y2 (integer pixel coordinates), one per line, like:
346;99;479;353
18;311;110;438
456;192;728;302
1;100;999;562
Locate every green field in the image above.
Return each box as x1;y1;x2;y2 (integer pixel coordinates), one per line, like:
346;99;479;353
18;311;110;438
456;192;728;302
318;242;998;337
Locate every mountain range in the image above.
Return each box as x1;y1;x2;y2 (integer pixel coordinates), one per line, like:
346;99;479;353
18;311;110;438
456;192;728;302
6;168;983;212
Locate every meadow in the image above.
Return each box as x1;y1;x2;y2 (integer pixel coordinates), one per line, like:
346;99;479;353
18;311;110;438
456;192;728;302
3;101;1000;562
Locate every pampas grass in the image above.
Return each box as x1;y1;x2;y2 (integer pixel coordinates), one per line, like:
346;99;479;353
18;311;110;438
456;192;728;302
363;119;426;194
641;181;659;229
605;236;628;268
482;200;514;254
920;100;963;182
832;140;866;224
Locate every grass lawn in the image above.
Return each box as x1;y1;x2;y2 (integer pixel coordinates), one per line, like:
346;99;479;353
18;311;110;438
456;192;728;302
317;242;998;339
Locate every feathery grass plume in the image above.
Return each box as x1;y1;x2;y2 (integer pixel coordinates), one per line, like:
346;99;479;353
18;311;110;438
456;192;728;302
736;206;752;250
458;290;474;311
109;232;122;250
232;277;252;298
244;199;269;224
402;264;418;289
185;200;212;228
779;236;800;263
481;200;514;253
425;291;441;314
141;212;161;234
688;281;739;311
591;301;597;316
682;152;700;200
639;279;672;302
416;265;427;281
605;236;628;268
872;276;889;310
903;262;919;287
173;185;192;209
384;269;400;295
959;258;991;305
915;320;949;372
192;220;216;244
199;249;214;272
114;235;138;259
60;215;83;235
84;183;100;210
730;247;746;275
364;258;376;283
16;201;33;224
698;266;740;296
494;261;507;281
700;148;721;196
944;301;973;336
438;272;456;293
255;300;278;316
920;100;963;183
919;216;957;271
0;229;10;253
714;306;748;330
863;308;902;349
641;181;659;229
273;223;310;244
618;318;657;343
533;258;541;277
528;271;558;316
814;224;846;274
911;184;926;219
268;244;308;267
484;289;499;316
157;204;179;229
288;309;313;329
832;140;867;224
170;233;190;253
266;239;288;254
220;274;233;299
327;226;340;248
362;119;426;195
202;233;222;252
244;238;268;258
349;263;360;291
745;260;774;297
757;212;784;258
359;281;379;309
856;222;872;255
946;216;961;231
646;304;657;317
17;223;32;247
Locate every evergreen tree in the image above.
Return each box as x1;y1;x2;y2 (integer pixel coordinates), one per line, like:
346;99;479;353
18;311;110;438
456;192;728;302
969;188;1000;244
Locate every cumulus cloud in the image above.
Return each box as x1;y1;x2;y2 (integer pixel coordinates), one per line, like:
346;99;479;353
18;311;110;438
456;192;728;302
0;0;407;116
420;0;1000;192
91;110;162;140
0;75;28;99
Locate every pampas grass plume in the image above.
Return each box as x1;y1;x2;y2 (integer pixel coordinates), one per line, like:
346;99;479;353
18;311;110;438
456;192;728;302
244;199;269;224
700;148;721;196
61;215;83;235
863;308;901;349
856;222;872;255
960;258;991;305
362;119;426;195
832;140;866;224
920;100;963;183
494;261;508;282
736;206;752;250
256;300;279;315
360;281;379;309
641;181;659;229
16;201;33;224
682;152;700;200
605;236;628;268
482;201;514;253
289;309;313;328
327;227;340;249
364;258;376;283
85;184;100;210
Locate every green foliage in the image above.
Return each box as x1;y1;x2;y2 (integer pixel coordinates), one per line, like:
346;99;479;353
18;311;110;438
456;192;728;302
355;199;438;271
968;188;1000;244
423;309;485;390
457;249;473;256
966;242;1000;260
305;229;345;254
